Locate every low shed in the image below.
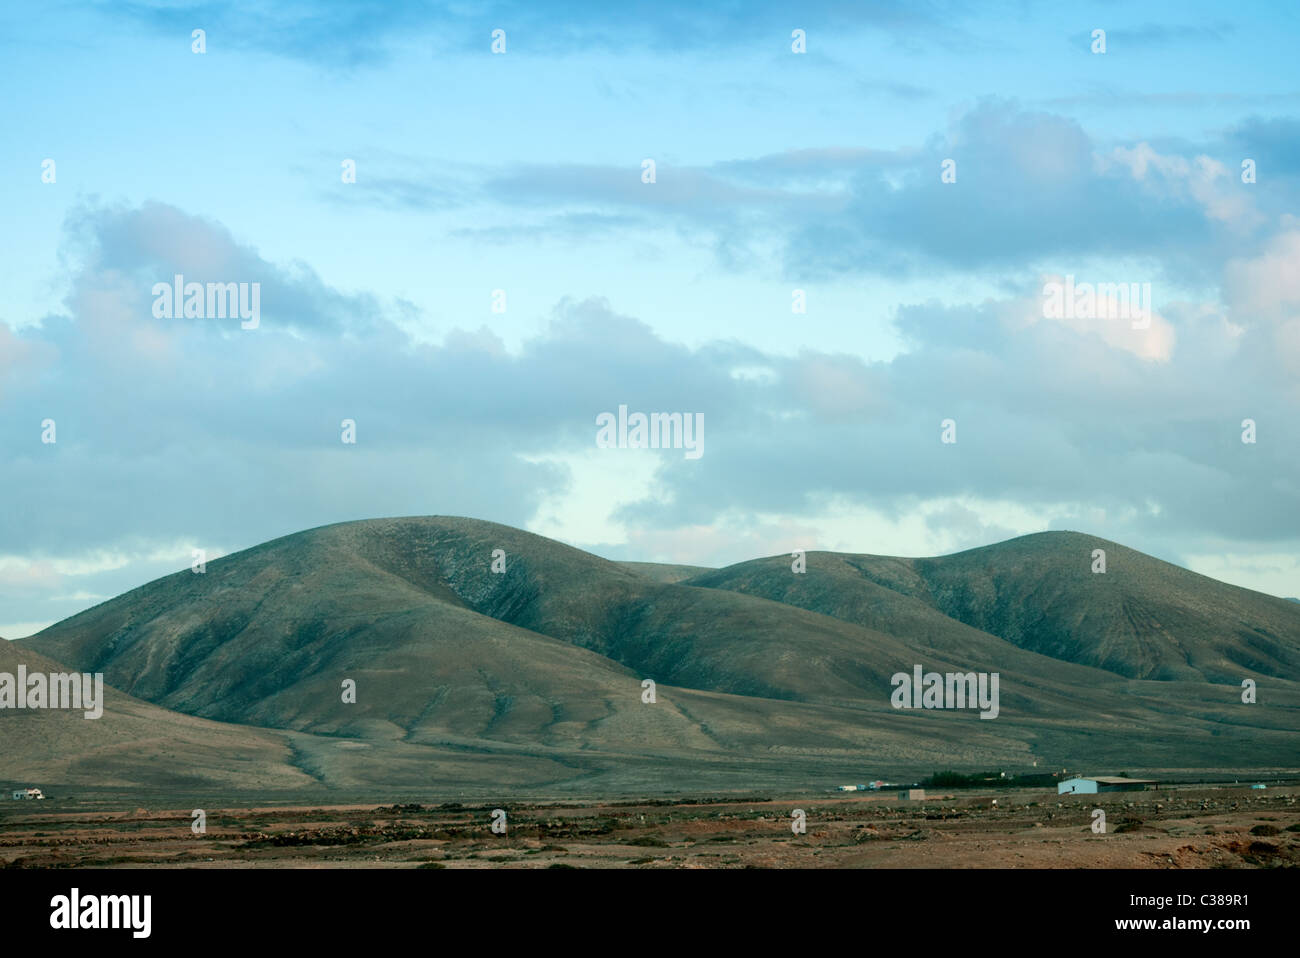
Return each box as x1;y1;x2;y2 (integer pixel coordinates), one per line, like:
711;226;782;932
1058;776;1156;794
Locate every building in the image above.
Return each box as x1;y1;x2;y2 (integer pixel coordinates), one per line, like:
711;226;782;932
1058;776;1156;795
11;788;44;800
898;788;926;801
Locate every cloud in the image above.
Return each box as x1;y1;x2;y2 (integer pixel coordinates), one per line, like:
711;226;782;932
1020;274;1177;363
1222;228;1300;377
404;101;1284;286
1226;116;1300;177
104;0;437;69
60;200;386;341
1105;22;1237;47
98;0;971;67
0;322;51;401
2;175;1298;628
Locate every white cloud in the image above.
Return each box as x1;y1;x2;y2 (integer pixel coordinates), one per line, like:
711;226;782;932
1183;552;1300;598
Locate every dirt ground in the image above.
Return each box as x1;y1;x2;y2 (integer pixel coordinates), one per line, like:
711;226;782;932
2;784;1297;869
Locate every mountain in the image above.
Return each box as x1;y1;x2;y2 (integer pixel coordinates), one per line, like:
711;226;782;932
685;532;1300;682
15;518;1300;791
22;517;983;723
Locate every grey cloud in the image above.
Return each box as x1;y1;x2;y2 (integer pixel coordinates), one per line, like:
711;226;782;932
424;101;1284;285
62;200;386;334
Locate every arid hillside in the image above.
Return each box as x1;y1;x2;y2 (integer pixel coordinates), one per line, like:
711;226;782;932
13;517;1300;790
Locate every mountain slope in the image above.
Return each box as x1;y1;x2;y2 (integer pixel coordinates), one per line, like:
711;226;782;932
17;518;1300;784
744;532;1300;682
29;517;995;717
0;638;313;789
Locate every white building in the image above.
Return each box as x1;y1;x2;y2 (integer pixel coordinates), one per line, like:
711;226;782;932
1058;776;1155;794
11;788;44;800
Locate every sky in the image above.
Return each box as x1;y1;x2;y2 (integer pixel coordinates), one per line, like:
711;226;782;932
2;0;1299;637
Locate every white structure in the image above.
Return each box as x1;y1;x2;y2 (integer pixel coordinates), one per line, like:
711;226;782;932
1058;776;1154;794
898;788;925;801
11;787;44;800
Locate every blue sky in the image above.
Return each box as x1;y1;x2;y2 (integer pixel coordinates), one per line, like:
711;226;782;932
2;0;1299;636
